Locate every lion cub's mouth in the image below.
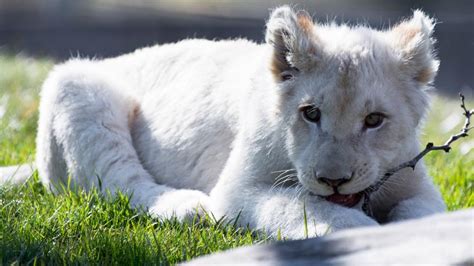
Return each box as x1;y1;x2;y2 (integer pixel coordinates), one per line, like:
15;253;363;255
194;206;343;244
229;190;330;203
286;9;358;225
324;192;363;208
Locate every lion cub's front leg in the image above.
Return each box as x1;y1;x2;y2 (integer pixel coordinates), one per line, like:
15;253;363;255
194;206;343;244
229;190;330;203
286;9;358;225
36;60;211;222
387;178;445;222
212;182;377;239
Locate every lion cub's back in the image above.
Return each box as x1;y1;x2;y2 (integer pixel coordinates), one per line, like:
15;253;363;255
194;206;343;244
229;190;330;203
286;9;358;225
106;39;268;192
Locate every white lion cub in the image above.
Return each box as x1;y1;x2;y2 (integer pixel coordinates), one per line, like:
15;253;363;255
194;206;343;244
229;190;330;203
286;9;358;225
35;6;445;239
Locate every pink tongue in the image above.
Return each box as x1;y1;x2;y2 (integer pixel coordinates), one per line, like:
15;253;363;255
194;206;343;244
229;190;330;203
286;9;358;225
325;193;362;208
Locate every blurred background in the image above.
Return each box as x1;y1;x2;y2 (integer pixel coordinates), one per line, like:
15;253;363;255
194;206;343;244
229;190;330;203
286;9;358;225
0;0;473;96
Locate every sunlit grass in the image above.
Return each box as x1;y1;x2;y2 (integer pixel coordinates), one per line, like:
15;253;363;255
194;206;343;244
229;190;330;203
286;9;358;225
422;96;474;210
0;54;472;264
0;54;53;166
0;174;266;264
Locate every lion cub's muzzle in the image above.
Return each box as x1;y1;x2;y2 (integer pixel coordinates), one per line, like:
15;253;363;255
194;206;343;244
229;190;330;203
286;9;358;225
314;171;363;208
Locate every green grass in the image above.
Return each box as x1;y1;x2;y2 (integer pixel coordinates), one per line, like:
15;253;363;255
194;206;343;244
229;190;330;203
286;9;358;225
0;54;52;166
422;97;474;210
0;178;265;264
0;54;473;264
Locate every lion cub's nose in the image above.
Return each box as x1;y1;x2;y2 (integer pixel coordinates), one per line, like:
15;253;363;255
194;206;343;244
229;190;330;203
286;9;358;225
317;177;350;188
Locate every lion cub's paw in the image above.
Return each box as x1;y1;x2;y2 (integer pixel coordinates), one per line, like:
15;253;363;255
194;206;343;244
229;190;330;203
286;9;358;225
285;208;379;239
326;209;379;233
149;189;212;222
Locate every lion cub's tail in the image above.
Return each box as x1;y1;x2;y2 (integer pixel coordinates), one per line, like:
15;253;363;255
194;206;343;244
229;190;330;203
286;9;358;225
0;164;36;186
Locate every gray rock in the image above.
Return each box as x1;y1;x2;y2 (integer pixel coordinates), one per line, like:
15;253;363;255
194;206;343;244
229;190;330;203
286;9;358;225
187;209;474;265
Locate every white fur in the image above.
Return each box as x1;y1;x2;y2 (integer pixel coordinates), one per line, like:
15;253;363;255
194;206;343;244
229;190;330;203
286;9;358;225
0;164;35;185
30;6;446;239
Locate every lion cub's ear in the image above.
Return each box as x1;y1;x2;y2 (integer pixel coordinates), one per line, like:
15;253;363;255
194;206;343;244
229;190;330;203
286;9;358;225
265;6;318;81
390;10;439;85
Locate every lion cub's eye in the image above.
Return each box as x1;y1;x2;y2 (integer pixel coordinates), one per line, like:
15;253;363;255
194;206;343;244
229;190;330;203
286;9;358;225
280;67;299;81
300;105;321;123
281;73;293;81
364;113;385;128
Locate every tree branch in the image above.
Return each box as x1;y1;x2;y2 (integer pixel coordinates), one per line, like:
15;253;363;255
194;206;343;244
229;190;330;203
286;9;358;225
362;93;473;216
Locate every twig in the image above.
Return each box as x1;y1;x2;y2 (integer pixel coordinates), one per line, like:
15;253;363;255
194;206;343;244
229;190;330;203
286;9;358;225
362;93;473;217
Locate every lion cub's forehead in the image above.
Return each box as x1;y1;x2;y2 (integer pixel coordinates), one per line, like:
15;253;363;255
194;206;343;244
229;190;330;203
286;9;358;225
311;24;395;74
318;24;387;51
298;53;392;104
297;26;397;103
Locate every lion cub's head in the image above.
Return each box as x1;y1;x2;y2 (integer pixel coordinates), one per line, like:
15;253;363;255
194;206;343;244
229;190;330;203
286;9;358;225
266;6;438;206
